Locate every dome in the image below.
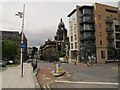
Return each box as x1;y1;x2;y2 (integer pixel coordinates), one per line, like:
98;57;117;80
58;18;65;28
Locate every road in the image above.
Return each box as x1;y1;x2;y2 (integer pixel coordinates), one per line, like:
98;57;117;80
37;60;119;88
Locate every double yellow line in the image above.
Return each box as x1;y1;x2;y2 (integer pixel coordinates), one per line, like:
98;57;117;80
43;84;51;90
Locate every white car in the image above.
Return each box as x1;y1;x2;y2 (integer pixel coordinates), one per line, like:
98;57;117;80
9;60;13;63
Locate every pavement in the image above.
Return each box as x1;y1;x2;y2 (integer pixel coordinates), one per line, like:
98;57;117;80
2;63;40;89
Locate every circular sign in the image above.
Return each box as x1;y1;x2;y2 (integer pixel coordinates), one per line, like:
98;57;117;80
20;43;26;48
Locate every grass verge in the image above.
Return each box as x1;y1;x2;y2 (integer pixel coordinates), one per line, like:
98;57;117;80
6;63;20;67
0;67;7;70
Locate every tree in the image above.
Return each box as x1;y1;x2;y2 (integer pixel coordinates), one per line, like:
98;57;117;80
2;40;18;61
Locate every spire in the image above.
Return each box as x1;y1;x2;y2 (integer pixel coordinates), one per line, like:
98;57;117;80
60;18;62;22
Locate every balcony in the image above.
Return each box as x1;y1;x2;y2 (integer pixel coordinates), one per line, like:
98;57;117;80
106;18;113;24
80;43;96;50
80;19;94;24
80;35;95;41
108;44;114;48
80;36;84;41
84;35;95;40
107;36;114;40
80;27;95;32
80;14;94;17
106;27;113;32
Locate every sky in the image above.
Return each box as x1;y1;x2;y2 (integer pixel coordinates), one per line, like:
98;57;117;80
0;0;119;49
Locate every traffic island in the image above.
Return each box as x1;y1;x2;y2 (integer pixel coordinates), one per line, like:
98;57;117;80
50;71;66;77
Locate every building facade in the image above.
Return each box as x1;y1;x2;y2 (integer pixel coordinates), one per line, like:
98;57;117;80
55;18;69;44
40;40;56;61
68;3;119;63
0;30;27;61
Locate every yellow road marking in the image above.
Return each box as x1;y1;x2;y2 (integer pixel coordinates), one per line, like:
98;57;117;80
46;84;51;90
43;85;47;90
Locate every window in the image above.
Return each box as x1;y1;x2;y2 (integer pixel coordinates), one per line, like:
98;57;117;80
99;23;101;28
75;34;77;40
106;9;117;13
100;41;102;45
99;15;101;19
100;32;102;36
71;36;73;42
75;42;77;49
101;51;105;58
71;43;73;49
83;8;92;14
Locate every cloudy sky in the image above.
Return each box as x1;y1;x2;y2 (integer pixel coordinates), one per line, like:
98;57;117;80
0;0;119;48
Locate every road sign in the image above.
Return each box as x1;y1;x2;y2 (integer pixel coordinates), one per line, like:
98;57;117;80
20;43;26;48
58;64;61;67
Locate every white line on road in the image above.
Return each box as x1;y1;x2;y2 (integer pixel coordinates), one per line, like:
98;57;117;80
55;80;118;85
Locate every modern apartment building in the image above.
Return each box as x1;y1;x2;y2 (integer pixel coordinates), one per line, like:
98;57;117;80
68;3;120;63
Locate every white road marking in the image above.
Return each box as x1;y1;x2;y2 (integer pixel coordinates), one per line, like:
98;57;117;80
55;80;118;85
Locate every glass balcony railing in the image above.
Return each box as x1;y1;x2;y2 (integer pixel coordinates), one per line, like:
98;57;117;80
106;18;113;24
107;36;114;40
80;18;94;24
80;27;95;32
108;44;114;48
106;27;113;32
80;35;95;41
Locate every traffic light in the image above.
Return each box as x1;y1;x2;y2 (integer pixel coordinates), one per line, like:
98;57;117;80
88;50;90;56
56;42;62;52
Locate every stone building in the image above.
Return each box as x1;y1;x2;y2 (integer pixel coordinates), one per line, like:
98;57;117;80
40;40;56;61
55;18;69;44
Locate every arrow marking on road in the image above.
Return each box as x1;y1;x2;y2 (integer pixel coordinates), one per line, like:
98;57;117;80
55;80;118;85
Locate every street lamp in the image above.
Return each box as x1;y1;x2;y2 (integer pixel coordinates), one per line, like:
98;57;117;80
15;4;25;77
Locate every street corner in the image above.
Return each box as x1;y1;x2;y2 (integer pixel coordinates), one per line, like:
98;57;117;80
36;66;56;86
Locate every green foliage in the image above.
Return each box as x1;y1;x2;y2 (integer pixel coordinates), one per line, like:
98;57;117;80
55;41;66;57
2;40;18;60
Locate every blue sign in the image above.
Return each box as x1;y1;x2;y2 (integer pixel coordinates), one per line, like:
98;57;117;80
58;64;61;67
20;43;26;48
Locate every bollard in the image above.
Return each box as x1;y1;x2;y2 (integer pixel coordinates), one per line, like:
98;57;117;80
87;61;90;67
56;64;61;73
74;61;76;65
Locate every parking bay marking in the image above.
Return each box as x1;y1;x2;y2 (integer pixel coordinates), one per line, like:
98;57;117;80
55;80;118;85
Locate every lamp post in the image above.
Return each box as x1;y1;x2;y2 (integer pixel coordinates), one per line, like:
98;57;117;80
15;4;25;77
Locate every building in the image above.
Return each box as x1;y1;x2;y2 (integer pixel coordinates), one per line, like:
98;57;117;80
40;18;69;61
27;47;33;59
68;3;120;63
40;39;56;61
55;18;69;44
0;30;27;61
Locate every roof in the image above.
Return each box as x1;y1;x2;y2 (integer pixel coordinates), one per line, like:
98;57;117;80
79;6;94;10
67;9;76;17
